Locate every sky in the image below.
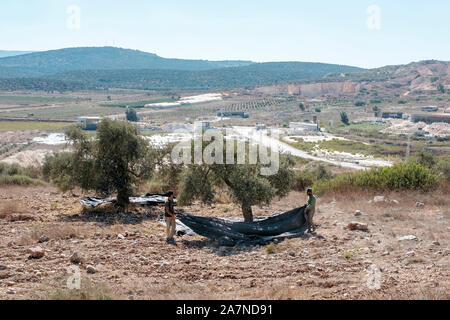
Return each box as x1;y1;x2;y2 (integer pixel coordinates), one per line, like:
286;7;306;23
0;0;449;68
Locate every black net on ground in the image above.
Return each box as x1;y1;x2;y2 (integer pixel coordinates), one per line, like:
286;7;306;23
176;206;308;246
80;194;176;208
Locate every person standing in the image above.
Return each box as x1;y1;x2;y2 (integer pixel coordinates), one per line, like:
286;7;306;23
304;188;316;233
164;191;177;243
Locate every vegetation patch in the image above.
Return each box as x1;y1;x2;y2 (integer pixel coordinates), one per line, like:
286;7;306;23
0;121;75;132
315;162;437;194
0;163;46;186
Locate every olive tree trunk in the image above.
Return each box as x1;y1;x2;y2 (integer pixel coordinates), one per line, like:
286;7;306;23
242;204;254;223
117;188;131;209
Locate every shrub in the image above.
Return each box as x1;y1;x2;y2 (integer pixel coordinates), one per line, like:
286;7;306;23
266;242;280;254
315;162;437;194
293;165;332;192
0;163;46;186
354;101;366;107
0;174;46;186
126;108;139;122
340;111;349;125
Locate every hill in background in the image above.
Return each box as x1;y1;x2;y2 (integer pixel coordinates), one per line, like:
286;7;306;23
47;61;362;91
0;47;254;77
0;50;35;59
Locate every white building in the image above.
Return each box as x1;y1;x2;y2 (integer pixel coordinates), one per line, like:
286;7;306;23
289;122;319;133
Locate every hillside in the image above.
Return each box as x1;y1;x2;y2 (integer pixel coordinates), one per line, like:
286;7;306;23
253;60;450;97
0;51;34;59
45;62;362;91
0;47;254;77
323;60;450;94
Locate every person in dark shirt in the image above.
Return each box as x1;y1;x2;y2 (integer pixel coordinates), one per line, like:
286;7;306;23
164;191;177;242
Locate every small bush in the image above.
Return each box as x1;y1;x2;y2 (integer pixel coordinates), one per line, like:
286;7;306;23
0;163;46;186
315;162;437;194
0;174;46;186
266;242;280;254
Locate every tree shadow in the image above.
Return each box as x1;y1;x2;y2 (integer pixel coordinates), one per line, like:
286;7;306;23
57;204;163;226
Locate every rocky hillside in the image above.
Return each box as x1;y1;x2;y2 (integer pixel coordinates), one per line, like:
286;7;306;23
253;60;449;97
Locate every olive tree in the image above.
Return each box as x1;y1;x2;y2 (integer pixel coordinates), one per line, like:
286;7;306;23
177;137;296;222
44;119;157;207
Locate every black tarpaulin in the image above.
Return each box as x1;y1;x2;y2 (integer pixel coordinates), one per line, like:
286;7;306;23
176;206;308;245
80;194;176;208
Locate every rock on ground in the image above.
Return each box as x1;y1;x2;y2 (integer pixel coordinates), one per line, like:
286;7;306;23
28;247;45;259
348;222;368;231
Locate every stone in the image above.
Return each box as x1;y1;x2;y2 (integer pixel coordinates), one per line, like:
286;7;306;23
28;247;45;259
354;210;362;216
86;265;96;274
118;234;125;240
69;252;83;264
415;202;425;208
406;251;415;257
373;196;385;203
391;200;399;205
347;222;368;231
38;235;49;243
0;265;7;271
397;235;418;241
432;241;440;246
6;289;15;295
288;250;296;257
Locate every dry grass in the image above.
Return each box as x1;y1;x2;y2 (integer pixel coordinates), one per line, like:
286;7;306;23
0;200;24;218
35;278;118;300
16;223;91;246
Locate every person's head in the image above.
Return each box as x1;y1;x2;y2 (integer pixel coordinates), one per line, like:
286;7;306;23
307;188;313;196
167;191;174;200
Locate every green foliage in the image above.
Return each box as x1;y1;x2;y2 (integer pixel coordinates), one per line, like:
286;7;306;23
0;163;46;186
437;83;445;94
370;99;382;104
43;119;158;206
398;100;407;104
413;151;436;169
354;101;366;107
340;111;350;125
177;138;296;222
314;107;322;113
315;162;437;194
298;103;305;111
46;62;362;91
126;108;139;122
293;165;333;192
0;78;90;92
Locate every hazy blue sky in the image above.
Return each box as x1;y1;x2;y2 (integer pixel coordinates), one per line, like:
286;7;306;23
0;0;449;68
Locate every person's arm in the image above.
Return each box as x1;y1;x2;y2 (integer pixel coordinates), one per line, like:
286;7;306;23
306;196;314;210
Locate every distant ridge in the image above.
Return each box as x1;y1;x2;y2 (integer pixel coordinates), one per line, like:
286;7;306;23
0;47;254;77
0;50;34;58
